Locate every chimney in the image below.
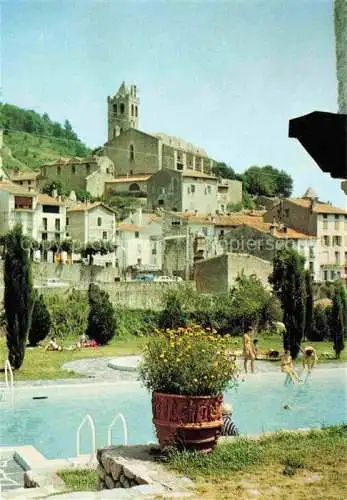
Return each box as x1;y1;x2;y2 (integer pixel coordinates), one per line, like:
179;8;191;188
194;209;198;216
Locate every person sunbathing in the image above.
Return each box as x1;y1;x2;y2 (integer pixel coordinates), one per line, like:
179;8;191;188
302;346;318;372
221;403;239;437
45;337;63;352
280;350;302;384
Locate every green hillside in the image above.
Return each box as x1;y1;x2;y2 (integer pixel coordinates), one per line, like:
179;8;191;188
0;103;91;171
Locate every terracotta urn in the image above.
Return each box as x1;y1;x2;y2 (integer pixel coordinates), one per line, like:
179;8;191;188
152;392;223;453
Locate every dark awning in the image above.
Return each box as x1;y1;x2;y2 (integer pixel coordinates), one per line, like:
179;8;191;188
289;111;347;180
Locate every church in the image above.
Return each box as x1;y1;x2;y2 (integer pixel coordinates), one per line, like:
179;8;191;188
103;81;217;178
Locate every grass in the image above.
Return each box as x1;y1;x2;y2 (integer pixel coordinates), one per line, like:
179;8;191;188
57;469;98;493
0;335;146;381
167;425;347;500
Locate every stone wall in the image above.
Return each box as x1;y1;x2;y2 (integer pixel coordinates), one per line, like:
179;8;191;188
194;253;273;294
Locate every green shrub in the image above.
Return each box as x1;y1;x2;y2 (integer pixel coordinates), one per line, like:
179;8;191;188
45;289;88;339
28;292;51;346
158;289;188;330
116;309;159;337
86;283;116;345
139;325;238;396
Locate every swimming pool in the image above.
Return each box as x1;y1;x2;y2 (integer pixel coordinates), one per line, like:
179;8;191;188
1;366;346;459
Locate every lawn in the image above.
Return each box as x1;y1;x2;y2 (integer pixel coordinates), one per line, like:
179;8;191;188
0;335;147;381
0;333;344;382
56;426;347;499
167;425;347;500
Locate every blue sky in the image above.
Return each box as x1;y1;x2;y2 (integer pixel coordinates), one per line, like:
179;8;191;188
1;0;345;207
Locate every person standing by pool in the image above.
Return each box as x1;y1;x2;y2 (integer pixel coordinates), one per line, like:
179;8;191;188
243;324;256;374
302;346;318;372
280;350;302;384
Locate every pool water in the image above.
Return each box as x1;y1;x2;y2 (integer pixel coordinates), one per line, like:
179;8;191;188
0;366;346;459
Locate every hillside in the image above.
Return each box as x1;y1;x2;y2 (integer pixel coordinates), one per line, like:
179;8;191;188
0;103;91;171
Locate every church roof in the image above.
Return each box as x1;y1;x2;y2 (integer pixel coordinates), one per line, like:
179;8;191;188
153;133;208;157
302;187;318;199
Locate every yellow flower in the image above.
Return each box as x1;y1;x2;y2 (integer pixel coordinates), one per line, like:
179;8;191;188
163;359;168;363
159;353;165;359
193;378;198;383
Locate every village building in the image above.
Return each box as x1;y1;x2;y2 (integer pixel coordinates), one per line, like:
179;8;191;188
39;155;115;198
67;202;117;266
115;209;163;277
263;188;347;281
104;174;150;203
0;181;66;243
10;171;40;191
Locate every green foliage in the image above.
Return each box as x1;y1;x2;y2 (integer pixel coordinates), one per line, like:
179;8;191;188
81;240;114;264
310;305;330;341
107;195;142;220
138;326;238;396
212;162;239;180
86;283;116;345
116;309;160;337
28;292;51;346
42;181;67;197
332;282;346;358
75;189;96;203
0;103;90;171
270;248;306;359
57;469;98;493
45;290;88;339
282;455;306;476
4;224;34;369
242;165;293;198
158;289;188;330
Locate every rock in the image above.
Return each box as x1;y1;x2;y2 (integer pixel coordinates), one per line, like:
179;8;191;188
96;477;105;491
122;477;131;488
123;464;136;480
97;464;106;480
110;461;123;481
135;472;153;485
105;475;115;489
24;472;39;488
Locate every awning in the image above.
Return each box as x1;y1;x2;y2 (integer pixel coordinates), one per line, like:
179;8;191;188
289;111;347;180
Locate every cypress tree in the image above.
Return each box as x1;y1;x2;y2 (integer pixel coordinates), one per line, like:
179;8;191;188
270;248;306;359
304;270;313;341
332;282;346;359
4;225;34;369
86;283;116;345
28;292;51;347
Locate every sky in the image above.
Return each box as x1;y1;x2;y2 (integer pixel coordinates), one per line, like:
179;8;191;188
1;0;346;208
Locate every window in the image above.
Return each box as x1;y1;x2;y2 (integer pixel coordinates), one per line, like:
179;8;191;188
130;169;133;175
113;103;117;114
137;258;142;265
135;231;139;238
207;185;211;194
55;233;60;242
129;144;135;161
42;217;48;230
190;185;195;193
309;261;314;272
202;227;208;236
72;165;76;174
43;205;59;214
115;230;119;236
129;183;140;192
345;251;347;265
324;270;328;281
19;181;23;185
135;106;138;117
171;221;180;226
103;231;107;240
335;251;340;265
28;180;31;185
42;233;48;241
57;166;61;176
323;235;330;246
330;270;335;280
55;219;60;231
333;236;342;246
66;217;69;226
152;247;157;255
309;246;314;258
97;217;102;226
120;103;125;114
323;214;328;219
131;104;134;116
158;199;164;206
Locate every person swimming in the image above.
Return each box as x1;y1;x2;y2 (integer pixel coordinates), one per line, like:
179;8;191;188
280;350;302;384
302;346;318;372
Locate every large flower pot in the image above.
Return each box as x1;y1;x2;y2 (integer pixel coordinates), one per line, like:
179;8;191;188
152;392;223;453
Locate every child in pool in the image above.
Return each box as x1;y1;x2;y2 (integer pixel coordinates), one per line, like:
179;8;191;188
302;346;318;372
280;350;302;384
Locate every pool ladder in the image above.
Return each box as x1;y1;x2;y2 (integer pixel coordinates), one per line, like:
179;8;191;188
0;360;14;407
76;412;128;458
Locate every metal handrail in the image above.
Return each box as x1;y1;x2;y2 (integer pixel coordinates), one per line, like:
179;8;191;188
107;413;128;446
76;414;96;457
4;359;14;389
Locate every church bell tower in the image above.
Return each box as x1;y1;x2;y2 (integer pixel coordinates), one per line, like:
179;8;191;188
107;82;139;141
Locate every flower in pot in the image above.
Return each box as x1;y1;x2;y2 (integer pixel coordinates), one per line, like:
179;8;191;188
138;325;238;453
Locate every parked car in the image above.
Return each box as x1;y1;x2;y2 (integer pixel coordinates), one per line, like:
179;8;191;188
135;274;155;282
39;279;70;288
154;276;183;283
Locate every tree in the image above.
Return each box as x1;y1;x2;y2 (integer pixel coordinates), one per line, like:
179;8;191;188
212;162;237;180
158;289;188;330
269;248;306;359
42;181;65;197
86;283;116;345
28;292;51;346
331;282;346;359
4;225;34;369
310;305;329;341
304;270;313;341
242;165;293;198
